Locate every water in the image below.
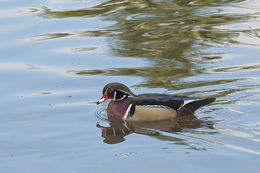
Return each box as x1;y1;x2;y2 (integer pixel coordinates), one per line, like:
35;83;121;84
1;0;260;172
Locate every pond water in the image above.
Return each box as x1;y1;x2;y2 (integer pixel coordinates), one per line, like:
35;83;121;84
1;0;260;172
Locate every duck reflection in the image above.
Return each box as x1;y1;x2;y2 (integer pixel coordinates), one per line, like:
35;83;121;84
97;115;215;144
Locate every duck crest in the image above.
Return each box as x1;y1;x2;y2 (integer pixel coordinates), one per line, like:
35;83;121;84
102;82;135;96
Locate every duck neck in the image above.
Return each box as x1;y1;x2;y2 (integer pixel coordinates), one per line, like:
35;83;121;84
108;98;133;119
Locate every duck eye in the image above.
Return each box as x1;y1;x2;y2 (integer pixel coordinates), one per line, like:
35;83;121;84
108;88;114;93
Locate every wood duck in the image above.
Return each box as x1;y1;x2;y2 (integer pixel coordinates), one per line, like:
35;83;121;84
97;82;216;121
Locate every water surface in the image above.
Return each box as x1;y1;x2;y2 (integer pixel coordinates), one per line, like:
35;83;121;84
1;0;260;172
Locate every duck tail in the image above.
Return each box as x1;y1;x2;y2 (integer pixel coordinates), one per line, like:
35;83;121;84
177;98;216;117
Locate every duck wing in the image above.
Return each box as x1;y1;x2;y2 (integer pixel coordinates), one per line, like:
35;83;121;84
134;94;198;111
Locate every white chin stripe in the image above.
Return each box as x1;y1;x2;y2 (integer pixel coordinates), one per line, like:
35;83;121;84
123;104;132;120
114;94;126;101
119;95;126;100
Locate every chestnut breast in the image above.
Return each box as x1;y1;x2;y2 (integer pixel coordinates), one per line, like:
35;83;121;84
107;98;133;119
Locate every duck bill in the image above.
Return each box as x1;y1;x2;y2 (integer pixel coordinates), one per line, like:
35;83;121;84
97;92;108;105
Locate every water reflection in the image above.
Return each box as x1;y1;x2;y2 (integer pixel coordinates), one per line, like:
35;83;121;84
30;0;260;92
97;115;216;145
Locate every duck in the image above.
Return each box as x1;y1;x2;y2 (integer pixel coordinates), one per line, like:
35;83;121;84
97;82;215;121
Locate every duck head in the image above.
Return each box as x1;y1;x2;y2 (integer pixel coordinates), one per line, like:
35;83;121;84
97;82;135;104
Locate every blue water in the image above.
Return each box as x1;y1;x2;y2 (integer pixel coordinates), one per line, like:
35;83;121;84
1;0;260;172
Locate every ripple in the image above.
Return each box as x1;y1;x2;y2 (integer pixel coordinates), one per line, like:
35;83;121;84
95;102;109;121
21;90;79;97
180;132;260;155
219;128;253;138
54;46;97;54
22;29;122;42
0;7;34;18
221;142;260;155
54;101;91;108
0;62;72;76
22;33;72;42
213;63;260;72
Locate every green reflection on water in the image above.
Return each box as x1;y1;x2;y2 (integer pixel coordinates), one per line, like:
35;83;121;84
33;0;259;92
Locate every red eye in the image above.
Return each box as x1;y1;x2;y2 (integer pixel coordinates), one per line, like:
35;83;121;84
108;88;114;93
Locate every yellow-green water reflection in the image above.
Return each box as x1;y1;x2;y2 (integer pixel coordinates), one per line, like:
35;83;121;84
31;0;260;91
1;0;260;172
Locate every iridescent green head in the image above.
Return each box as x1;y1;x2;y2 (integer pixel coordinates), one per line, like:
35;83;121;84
97;82;135;104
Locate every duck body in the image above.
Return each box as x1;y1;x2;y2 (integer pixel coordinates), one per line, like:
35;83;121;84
97;82;215;121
